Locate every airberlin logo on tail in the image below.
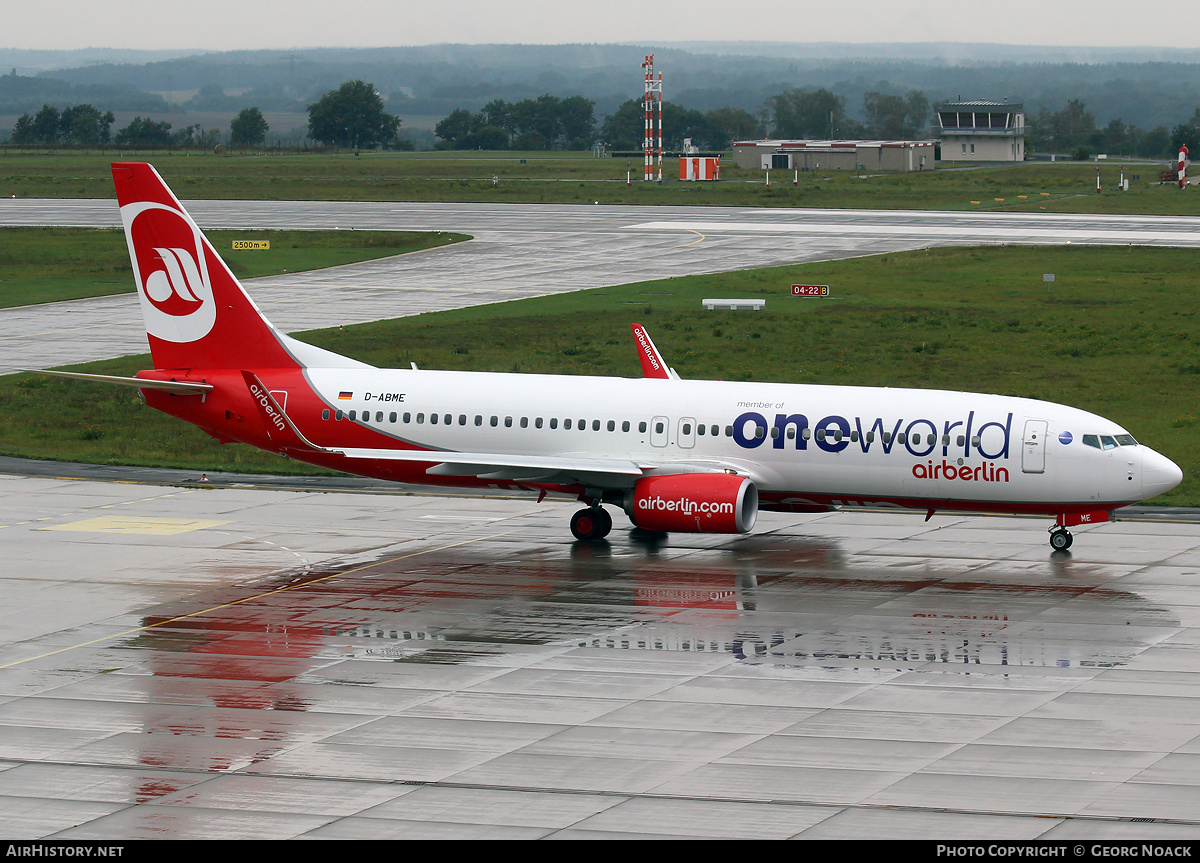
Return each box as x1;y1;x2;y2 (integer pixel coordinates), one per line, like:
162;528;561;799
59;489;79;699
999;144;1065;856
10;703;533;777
144;247;205;315
121;201;216;344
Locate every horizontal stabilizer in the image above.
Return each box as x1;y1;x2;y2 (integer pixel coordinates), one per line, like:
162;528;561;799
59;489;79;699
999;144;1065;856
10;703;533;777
21;369;213;395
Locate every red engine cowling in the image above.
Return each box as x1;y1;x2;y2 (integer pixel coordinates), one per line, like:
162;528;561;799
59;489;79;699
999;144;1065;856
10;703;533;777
624;473;758;534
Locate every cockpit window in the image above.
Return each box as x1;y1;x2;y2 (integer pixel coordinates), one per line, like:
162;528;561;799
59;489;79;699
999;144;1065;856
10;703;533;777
1083;433;1137;450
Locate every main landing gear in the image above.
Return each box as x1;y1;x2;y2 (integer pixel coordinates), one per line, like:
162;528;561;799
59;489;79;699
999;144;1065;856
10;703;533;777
1049;526;1073;551
571;506;612;541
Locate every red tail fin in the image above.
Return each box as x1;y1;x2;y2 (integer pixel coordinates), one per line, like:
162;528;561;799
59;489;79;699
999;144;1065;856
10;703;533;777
112;162;298;371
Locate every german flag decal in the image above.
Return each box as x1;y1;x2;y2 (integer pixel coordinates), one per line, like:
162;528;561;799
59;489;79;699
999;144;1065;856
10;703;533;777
338;391;353;400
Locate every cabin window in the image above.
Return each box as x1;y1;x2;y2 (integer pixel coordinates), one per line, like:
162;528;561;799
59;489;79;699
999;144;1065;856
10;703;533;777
444;414;452;425
786;428;795;439
769;426;779;439
550;418;559;429
725;425;733;436
607;420;615;432
815;429;826;441
335;410;343;421
579;418;586;430
755;426;765;439
322;409;330;420
403;412;411;423
390;412;397;423
850;430;859;442
897;433;907;444
802;429;811;441
655;421;665;434
971;435;981;447
833;430;843;442
430;413;438;424
490;416;498;427
416;413;424;423
882;432;891;444
505;416;513;428
711;425;719;437
475;415;482;426
640;421;648;433
521;417;528;428
458;415;466;425
866;431;875;442
698;424;706;436
593;420;601;431
956;435;965;447
536;417;544;428
565;419;573;430
622;420;630;432
349;410;357;421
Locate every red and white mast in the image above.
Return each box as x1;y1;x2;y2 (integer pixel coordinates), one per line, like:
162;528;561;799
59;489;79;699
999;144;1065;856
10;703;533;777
642;55;662;183
1179;145;1188;189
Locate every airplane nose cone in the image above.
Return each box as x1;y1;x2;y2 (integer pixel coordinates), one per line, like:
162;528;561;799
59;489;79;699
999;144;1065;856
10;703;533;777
1142;449;1183;500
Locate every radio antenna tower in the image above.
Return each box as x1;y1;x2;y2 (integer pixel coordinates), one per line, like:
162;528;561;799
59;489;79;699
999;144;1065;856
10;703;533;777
642;55;662;183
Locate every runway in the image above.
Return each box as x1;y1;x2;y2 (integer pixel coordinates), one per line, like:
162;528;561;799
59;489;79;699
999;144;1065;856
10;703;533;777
6;200;1200;373
2;199;1200;838
1;471;1199;839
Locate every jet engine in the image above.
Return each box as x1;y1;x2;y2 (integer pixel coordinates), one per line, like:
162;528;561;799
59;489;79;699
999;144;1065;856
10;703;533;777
624;473;758;534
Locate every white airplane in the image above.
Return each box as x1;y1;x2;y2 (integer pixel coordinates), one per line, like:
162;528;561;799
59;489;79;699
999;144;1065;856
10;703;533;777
31;163;1183;551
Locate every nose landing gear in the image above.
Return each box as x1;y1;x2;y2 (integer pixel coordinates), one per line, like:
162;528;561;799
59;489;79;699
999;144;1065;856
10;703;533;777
571;506;612;541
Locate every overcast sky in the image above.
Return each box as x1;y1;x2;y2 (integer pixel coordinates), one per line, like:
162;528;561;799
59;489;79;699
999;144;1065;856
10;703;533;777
8;0;1200;51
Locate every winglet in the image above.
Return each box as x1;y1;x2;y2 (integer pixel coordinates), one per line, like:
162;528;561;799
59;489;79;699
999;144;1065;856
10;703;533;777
631;323;678;379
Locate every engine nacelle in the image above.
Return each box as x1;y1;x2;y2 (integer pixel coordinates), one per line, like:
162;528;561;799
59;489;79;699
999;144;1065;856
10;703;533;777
624;473;758;534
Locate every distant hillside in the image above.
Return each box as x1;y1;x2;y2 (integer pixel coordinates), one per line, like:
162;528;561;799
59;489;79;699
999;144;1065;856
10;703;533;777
4;43;1200;134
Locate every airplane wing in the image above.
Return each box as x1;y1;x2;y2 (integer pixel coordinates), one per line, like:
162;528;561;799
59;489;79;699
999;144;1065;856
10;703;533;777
337;447;648;485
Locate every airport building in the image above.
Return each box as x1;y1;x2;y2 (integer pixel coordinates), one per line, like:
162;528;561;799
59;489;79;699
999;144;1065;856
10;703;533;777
936;99;1026;161
731;139;936;172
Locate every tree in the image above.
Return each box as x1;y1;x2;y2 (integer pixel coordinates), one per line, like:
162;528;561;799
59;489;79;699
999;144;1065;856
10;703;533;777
230;107;269;146
434;108;479;148
768;88;846;139
113;116;173;148
558;95;595;148
10;113;36;146
307;80;400;149
30;105;62;145
705;107;764;147
863;90;928;138
60;104;114;145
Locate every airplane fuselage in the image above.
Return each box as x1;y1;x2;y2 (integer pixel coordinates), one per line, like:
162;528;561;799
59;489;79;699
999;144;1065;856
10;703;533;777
145;365;1174;517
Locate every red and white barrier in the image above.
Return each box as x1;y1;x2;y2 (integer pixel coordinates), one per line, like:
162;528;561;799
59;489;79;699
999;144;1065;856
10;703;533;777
679;157;720;181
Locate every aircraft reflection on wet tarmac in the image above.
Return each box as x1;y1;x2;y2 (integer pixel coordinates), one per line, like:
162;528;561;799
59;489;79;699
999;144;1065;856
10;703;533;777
131;533;1175;704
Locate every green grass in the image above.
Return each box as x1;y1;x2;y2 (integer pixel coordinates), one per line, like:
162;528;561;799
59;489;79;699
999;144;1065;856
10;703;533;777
2;243;1198;505
0;227;468;308
1;151;1195;214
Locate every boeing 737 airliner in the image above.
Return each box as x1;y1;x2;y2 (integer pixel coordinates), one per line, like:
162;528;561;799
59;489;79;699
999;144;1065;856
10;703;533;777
31;163;1183;550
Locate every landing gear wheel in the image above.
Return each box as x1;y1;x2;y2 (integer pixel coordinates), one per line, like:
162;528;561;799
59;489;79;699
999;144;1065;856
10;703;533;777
1049;527;1073;551
571;507;612;541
